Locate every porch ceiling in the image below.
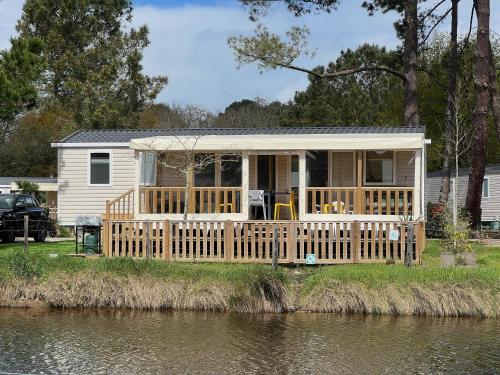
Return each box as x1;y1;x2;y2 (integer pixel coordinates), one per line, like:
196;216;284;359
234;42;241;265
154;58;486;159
129;134;425;152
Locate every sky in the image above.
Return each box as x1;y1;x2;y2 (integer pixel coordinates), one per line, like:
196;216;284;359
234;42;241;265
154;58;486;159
1;0;499;113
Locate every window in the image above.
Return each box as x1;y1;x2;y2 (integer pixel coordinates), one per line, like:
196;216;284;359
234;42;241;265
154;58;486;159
26;197;37;207
15;196;27;209
483;177;489;198
140;152;156;186
90;152;110;185
194;154;216;187
221;157;242;187
257;155;274;190
306;151;328;187
364;151;395;185
291;155;299;188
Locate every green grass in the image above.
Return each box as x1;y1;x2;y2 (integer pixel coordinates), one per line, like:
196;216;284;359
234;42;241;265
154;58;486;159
0;241;287;288
302;240;500;291
0;239;498;289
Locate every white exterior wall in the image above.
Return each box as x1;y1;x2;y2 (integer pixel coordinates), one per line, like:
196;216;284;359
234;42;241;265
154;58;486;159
426;172;500;222
57;147;135;225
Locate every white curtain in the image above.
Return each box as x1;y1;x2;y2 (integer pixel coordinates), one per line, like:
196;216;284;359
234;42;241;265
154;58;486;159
140;152;156;186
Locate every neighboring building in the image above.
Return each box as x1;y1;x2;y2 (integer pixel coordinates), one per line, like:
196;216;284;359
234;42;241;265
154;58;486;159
426;165;500;224
52;127;430;226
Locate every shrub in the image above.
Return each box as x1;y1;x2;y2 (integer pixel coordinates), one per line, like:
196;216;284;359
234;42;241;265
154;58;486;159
442;213;473;255
426;202;447;238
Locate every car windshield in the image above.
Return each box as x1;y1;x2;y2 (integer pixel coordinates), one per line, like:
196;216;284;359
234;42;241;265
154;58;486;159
0;195;15;209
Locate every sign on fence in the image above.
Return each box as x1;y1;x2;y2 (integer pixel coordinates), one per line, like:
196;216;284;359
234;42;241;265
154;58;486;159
305;254;316;265
389;229;400;241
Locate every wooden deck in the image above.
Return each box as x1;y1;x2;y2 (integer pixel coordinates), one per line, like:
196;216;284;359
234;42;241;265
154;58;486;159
102;219;425;264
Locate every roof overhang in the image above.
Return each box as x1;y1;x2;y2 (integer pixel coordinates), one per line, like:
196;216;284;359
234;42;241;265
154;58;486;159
51;142;130;148
129;133;426;151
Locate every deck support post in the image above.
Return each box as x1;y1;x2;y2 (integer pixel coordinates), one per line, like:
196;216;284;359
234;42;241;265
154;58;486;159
241;152;249;219
355;151;364;214
134;150;141;218
298;151;306;220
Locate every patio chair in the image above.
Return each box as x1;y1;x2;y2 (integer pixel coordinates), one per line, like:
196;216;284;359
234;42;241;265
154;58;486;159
316;201;345;214
274;191;297;220
248;190;267;220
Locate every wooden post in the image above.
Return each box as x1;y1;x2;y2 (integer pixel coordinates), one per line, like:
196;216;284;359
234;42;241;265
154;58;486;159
405;222;414;267
272;224;279;270
288;222;296;263
163;220;170;260
352;221;360;263
23;215;29;253
145;219;150;259
102;218;108;257
224;220;233;262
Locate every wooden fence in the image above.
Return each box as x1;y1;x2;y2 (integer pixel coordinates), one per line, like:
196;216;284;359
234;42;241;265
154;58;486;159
102;219;425;264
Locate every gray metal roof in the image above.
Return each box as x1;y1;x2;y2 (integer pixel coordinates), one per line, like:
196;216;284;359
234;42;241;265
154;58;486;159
0;177;57;186
427;165;500;178
57;126;426;144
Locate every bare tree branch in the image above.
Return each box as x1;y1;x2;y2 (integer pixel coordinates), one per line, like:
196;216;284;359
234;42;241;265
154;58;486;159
419;7;452;49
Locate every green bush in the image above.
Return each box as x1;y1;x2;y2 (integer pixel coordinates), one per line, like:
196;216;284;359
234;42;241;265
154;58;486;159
442;213;473;255
426;202;447;238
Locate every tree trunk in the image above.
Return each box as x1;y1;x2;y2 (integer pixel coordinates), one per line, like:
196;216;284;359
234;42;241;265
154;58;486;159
183;167;193;221
438;0;459;205
488;40;500;140
403;0;420;127
465;0;490;229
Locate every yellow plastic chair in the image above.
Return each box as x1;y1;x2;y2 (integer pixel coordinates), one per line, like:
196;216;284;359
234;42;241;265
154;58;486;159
323;201;345;214
274;191;297;220
218;203;233;213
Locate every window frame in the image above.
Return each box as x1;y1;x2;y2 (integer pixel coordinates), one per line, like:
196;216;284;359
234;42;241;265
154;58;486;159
482;177;489;198
88;150;112;187
363;150;397;186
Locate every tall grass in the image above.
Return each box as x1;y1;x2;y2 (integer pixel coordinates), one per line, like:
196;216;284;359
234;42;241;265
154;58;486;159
0;240;498;317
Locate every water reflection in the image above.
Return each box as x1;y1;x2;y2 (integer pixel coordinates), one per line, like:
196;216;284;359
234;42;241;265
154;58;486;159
0;309;497;374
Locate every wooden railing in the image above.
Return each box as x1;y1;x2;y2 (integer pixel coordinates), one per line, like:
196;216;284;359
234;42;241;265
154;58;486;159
362;187;414;216
306;188;357;214
306;187;414;216
103;219;425;264
105;188;134;220
139;187;242;215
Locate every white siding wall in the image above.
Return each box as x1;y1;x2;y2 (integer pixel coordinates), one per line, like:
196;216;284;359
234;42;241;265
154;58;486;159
426;173;500;222
57;147;135;225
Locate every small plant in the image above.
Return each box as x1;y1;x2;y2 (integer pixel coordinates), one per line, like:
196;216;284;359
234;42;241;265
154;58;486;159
442;212;473;256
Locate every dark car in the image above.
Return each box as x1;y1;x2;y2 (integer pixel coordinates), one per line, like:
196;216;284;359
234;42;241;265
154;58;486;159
0;194;49;243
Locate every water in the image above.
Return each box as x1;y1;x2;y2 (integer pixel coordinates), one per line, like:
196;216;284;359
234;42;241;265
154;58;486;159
0;309;498;375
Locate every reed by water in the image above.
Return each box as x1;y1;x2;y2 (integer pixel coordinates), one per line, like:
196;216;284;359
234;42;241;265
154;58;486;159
0;240;498;317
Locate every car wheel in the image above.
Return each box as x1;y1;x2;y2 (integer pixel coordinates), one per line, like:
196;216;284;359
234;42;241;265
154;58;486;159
34;230;47;243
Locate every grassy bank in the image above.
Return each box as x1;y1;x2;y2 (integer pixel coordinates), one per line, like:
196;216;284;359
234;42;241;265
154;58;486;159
0;240;498;317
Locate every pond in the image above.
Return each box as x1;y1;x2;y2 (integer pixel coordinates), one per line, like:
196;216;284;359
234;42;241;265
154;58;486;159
0;309;498;374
